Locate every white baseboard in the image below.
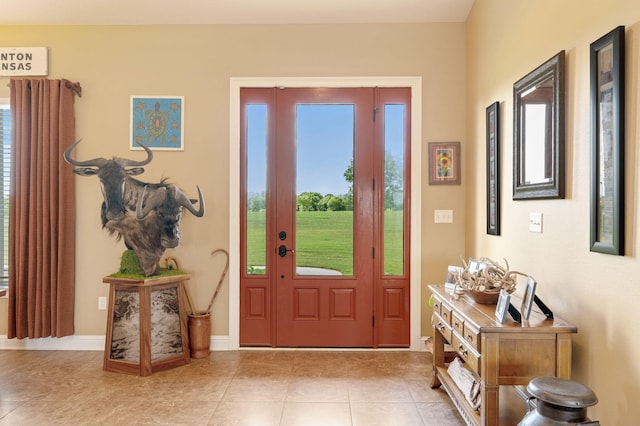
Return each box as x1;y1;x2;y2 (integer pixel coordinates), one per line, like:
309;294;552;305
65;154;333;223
0;335;232;351
210;336;231;351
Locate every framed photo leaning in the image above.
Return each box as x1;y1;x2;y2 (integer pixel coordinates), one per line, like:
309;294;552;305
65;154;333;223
590;26;625;255
521;276;537;320
495;289;511;324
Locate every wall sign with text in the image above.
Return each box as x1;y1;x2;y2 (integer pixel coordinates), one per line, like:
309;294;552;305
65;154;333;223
0;47;48;76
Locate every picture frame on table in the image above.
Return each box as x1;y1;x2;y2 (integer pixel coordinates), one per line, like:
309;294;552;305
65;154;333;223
495;289;511;324
428;142;461;185
590;26;625;255
445;265;462;285
521;276;537;320
130;96;185;151
445;265;463;292
486;102;500;235
467;258;480;273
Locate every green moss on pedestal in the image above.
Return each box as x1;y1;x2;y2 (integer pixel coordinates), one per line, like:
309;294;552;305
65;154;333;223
107;250;185;279
119;249;144;275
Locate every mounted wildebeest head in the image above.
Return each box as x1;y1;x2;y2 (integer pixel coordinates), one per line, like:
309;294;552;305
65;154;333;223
137;184;205;249
103;184;204;276
64;140;153;222
64;140;205;276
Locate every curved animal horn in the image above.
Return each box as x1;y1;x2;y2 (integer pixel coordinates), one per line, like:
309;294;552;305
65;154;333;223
64;140;153;169
63;140;106;167
118;142;153;167
177;186;205;217
137;185;167;219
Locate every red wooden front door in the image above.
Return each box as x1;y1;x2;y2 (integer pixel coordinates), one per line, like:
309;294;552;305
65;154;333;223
240;87;410;348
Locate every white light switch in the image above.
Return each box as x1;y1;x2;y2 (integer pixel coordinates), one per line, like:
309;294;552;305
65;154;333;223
529;212;542;233
434;209;453;223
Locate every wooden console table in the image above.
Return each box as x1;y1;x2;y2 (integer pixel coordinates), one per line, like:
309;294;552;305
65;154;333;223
428;284;577;426
103;274;191;376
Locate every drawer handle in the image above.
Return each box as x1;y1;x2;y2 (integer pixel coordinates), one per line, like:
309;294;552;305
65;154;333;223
437;323;446;332
458;344;468;357
454;321;460;328
466;334;473;342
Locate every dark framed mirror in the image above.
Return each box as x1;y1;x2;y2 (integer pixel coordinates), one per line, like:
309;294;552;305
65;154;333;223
513;51;565;200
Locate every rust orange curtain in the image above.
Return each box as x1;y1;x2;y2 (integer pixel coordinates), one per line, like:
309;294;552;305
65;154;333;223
8;79;80;339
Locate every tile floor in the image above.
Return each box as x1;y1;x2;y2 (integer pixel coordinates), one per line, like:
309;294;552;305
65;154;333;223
0;350;467;425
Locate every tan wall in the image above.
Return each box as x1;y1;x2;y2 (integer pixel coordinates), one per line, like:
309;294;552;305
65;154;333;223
3;4;638;422
0;24;467;338
466;0;640;423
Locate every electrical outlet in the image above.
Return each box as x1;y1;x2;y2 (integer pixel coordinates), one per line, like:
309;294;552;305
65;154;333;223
98;296;107;310
434;209;453;223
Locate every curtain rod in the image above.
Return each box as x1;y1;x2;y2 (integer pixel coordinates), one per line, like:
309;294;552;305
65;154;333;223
5;79;82;97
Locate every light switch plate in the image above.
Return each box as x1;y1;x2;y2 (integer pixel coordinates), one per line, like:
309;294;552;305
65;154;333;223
434;209;453;223
529;212;542;233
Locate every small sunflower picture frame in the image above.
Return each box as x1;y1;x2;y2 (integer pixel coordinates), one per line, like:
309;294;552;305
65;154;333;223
428;142;461;185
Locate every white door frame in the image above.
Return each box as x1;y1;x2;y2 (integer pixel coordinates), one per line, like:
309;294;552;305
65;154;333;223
229;76;422;350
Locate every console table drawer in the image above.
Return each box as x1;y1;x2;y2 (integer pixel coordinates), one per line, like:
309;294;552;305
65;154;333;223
463;322;480;350
432;312;452;343
452;332;480;374
450;308;480;351
452;312;464;335
432;297;442;316
440;301;453;326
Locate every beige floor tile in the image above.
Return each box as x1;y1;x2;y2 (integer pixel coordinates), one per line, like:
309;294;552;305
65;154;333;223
406;379;453;403
351;402;424;426
209;401;283;426
417;402;467;426
280;402;352;426
221;377;289;402
347;378;413;402
0;350;469;425
0;398;219;426
285;377;349;403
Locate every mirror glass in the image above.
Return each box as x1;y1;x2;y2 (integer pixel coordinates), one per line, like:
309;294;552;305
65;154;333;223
513;51;565;199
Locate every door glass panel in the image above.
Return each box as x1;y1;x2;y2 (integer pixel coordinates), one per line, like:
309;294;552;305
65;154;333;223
383;104;405;276
295;104;354;276
246;104;267;275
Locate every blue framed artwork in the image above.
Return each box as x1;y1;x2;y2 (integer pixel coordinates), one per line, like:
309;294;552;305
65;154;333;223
130;96;184;151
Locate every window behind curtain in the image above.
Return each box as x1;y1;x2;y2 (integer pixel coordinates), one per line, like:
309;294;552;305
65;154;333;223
0;100;10;290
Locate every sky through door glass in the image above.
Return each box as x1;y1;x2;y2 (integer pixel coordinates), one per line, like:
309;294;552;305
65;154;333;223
295;104;354;276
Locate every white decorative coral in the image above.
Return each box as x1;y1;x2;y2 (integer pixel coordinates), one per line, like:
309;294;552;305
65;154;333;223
454;257;525;295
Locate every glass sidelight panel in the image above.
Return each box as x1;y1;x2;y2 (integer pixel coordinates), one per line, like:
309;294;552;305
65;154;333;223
295;104;354;276
246;104;268;275
383;104;405;276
